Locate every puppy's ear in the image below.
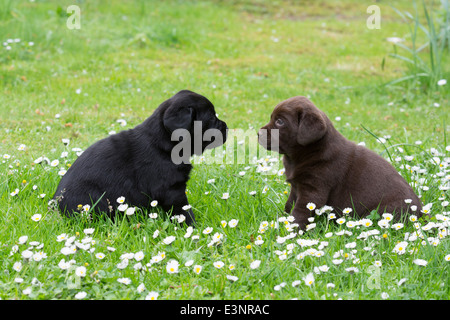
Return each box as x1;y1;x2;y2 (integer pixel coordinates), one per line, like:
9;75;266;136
163;106;195;133
297;109;327;146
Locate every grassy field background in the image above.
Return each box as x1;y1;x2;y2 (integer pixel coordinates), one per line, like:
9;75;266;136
0;0;449;300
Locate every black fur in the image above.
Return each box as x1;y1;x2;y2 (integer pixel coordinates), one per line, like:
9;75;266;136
52;90;227;225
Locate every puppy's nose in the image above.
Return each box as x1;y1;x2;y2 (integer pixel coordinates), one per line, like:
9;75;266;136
222;120;228;131
257;127;267;138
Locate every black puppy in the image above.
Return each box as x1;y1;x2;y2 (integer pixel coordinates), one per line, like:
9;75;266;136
52;90;227;225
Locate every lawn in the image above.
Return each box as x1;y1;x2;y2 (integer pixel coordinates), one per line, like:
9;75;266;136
0;0;449;300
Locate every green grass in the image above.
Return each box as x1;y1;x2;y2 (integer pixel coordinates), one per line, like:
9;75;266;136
0;0;449;300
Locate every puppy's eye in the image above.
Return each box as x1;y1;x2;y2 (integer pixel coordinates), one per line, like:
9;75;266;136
275;119;285;127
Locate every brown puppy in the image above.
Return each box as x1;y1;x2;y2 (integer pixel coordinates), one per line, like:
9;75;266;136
258;96;422;230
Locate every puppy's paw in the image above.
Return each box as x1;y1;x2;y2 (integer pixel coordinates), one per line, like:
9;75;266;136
184;216;196;226
292;211;310;231
183;208;196;226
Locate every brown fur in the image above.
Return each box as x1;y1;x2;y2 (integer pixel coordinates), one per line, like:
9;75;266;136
258;96;422;230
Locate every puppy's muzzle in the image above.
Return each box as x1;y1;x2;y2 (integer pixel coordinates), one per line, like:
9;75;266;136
258;127;271;150
220;120;228;144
